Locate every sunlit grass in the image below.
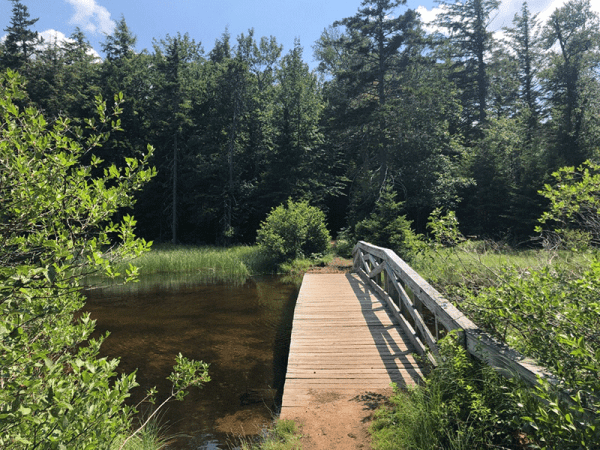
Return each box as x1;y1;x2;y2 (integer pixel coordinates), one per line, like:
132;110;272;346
88;244;276;287
279;253;335;285
240;419;302;450
116;415;179;450
411;240;592;295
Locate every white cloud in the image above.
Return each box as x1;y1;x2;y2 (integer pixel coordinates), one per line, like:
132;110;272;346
416;5;444;34
39;29;70;46
417;0;600;35
38;28;101;59
66;0;115;36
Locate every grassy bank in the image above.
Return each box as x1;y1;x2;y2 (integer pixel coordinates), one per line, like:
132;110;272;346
240;420;301;450
370;335;522;450
95;244;276;286
105;243;336;286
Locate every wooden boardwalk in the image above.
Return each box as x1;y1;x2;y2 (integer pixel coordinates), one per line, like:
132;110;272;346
280;273;423;417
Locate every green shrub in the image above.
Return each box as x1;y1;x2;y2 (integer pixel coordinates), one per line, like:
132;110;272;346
462;260;600;449
537;161;600;250
371;334;521;450
256;199;331;263
354;183;422;261
427;208;465;248
333;227;355;258
0;71;209;449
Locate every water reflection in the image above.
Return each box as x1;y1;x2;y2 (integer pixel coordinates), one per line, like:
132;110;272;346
84;275;298;449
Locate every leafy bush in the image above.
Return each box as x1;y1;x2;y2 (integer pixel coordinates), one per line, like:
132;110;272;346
537;161;600;250
371;333;521;450
354;183;422;261
427;208;465;248
256;199;331;263
462;261;600;448
333;227;355;258
0;70;209;449
452;160;600;448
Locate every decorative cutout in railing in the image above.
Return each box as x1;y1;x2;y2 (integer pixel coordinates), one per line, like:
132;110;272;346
352;241;550;386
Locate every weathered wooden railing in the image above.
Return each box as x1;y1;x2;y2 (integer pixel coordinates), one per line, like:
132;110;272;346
352;241;549;386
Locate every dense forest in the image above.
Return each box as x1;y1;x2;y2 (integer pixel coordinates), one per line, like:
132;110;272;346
2;0;599;246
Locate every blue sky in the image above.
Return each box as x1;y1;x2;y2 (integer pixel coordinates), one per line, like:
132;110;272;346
1;0;597;68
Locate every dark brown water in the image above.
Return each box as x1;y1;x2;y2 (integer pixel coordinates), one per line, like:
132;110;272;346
84;275;298;449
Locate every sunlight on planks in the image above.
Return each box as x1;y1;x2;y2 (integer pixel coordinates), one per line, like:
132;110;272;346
280;273;423;417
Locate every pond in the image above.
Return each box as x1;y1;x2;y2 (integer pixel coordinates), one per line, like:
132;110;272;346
84;274;299;449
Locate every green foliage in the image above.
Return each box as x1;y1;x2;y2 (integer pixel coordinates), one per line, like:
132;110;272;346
461;260;600;448
435;0;500;128
119;355;210;450
427;208;464;248
256;199;331;263
0;70;208;449
333;228;355;258
354;184;422;261
240;419;301;450
371;333;521;450
117;415;174;450
541;0;600;167
279;253;334;285
0;0;40;72
418;199;600;448
112;245;251;283
537;160;600;249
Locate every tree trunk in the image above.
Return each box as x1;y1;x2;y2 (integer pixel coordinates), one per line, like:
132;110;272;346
172;133;177;244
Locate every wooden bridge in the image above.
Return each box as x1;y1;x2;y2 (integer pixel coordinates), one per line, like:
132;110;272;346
280;273;423;416
280;241;549;418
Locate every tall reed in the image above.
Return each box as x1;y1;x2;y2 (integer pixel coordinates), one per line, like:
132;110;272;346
89;245;275;287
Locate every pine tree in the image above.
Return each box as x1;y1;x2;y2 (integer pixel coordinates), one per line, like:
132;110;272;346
333;0;420;187
264;41;330;205
504;2;542;120
101;15;137;62
542;0;600;167
1;0;40;72
436;0;500;135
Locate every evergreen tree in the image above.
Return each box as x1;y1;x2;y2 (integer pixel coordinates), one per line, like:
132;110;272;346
486;46;520;119
101;15;137;62
1;0;40;73
504;2;543;122
27;30;100;119
146;32;204;244
332;0;420;188
436;0;500;136
99;16;151;165
541;0;600;167
267;41;327;204
191;30;281;243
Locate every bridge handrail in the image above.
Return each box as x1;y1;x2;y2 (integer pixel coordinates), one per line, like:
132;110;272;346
352;240;551;386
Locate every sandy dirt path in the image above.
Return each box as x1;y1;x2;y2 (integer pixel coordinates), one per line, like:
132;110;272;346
281;388;391;450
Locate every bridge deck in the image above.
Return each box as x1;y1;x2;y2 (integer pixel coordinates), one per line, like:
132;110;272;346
280;273;423;417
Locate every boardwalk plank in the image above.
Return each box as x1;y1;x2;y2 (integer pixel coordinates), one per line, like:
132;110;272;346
280;273;423;418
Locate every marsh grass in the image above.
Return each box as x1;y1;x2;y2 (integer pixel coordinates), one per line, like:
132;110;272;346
239;420;302;450
371;241;595;450
412;240;592;296
88;245;276;286
370;336;521;450
279;253;335;285
116;415;179;450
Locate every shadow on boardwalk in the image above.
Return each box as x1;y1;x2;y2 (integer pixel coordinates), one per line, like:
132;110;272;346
346;273;423;387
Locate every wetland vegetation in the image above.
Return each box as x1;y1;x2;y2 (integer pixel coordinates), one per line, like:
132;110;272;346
3;0;600;447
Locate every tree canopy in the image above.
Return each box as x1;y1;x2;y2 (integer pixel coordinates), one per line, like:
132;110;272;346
1;0;599;244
